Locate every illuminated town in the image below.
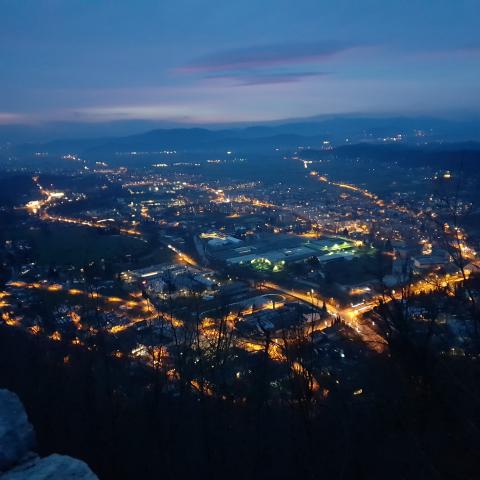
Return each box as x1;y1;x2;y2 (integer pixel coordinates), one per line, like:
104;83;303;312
1;135;480;478
1;141;479;377
5;133;480;480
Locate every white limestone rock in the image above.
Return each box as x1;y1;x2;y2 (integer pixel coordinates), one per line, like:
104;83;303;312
0;389;35;471
0;390;98;479
1;454;98;479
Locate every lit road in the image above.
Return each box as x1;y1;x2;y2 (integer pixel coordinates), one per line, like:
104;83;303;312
26;176;142;237
264;271;472;351
262;274;472;352
262;281;385;350
40;212;142;236
166;244;198;266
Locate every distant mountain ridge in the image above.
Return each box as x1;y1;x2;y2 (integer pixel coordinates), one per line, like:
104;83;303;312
6;116;480;157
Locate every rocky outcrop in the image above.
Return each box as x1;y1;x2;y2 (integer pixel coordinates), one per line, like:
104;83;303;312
0;390;98;479
1;453;97;479
0;389;35;471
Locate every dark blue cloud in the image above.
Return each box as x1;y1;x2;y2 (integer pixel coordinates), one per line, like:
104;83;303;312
180;42;355;73
206;71;329;86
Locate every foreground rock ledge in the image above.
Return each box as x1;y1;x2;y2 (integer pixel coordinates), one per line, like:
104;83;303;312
0;389;98;479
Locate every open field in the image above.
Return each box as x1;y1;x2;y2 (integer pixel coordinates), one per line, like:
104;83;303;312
1;223;150;267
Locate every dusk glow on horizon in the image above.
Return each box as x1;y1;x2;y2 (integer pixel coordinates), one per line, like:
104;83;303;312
1;0;480;127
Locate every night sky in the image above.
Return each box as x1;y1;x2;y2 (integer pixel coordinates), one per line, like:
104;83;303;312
1;0;479;127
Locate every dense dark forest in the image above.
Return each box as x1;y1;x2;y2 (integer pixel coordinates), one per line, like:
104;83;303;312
1;321;479;480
